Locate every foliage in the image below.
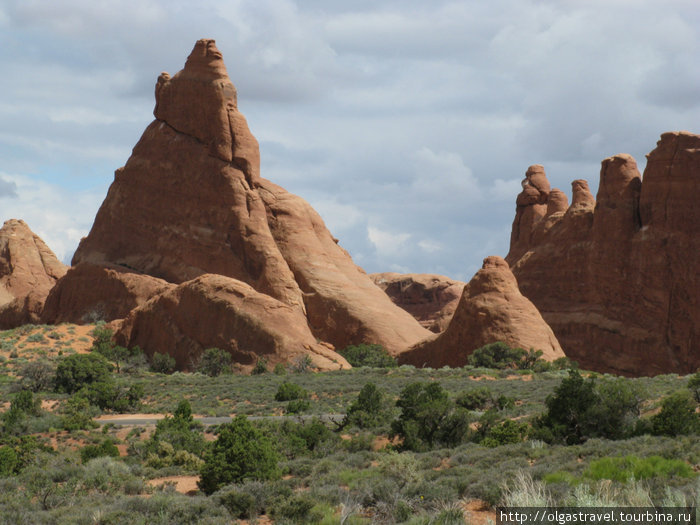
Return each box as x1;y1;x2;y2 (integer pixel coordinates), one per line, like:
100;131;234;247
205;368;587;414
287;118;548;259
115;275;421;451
285;399;311;414
251;357;268;375
339;344;397;368
17;361;55;392
533;370;644;444
151;352;176;374
147;400;207;457
81;381;144;412
468;342;527;369
273;362;287;376
390;382;470;451
80;438;120;463
584;455;696;483
455;387;492;410
289;354;313;373
196;348;232;377
54;353;113;394
2;390;41;434
90;326;130;373
198;416;280;495
481;419;529;447
344;382;389;429
60;393;98;431
687;370;700;403
650;391;699;437
275;381;309;402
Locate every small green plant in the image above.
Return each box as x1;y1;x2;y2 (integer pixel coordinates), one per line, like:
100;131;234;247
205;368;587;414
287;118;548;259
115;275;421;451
339;344;397;368
584;455;696;483
468;342;526;369
275;382;309;402
251;357;268;375
80;438;120;463
285;399;311;414
196;348;232;377
151;352;176;374
273;362;287;376
343;382;389;429
650;391;699;437
54;353;113;394
198;416;281;495
687;369;700;403
455;386;492;410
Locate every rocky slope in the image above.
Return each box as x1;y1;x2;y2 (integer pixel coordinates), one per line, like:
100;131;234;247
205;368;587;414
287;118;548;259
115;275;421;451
370;273;464;332
399;256;564;368
506;132;700;375
0;219;67;327
56;39;429;368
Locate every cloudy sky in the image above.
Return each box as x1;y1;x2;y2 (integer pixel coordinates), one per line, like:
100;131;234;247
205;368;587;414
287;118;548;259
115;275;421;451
1;0;698;281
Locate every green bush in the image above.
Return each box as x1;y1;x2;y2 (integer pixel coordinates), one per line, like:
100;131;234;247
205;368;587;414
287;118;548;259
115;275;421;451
585;455;696;483
18;361;55;392
80;438;120;463
688;370;700;403
651;391;699;437
468;342;527;369
199;416;280;495
196;348;232;377
390;382;469;451
251;357;268;375
275;382;309;402
482;419;528;447
273;363;287;376
90;326;130;373
54;353;113;394
344;382;388;429
147;400;206;457
150;352;176;374
61;394;98;431
339;344;397;368
82;381;143;412
455;387;492;410
285;399;311;414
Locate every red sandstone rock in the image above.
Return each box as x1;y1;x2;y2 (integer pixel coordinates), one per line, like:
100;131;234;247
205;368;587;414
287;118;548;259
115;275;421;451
370;272;465;332
0;219;67;327
41;263;173;324
506;132;700;375
399;256;564;368
115;274;349;372
68;39;429;360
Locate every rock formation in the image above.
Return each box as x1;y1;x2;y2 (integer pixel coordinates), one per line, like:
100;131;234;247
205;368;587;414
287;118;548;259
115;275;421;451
399;256;564;368
506;132;700;375
0;219;67;327
115;274;349;371
57;39;429;366
370;273;464;332
41;263;173;324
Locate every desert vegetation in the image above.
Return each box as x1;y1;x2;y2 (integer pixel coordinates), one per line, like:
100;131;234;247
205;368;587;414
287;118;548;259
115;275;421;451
0;324;699;524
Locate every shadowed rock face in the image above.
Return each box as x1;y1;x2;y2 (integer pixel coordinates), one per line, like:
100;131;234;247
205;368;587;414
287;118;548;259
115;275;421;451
399;256;564;368
506;132;700;376
65;39;429;364
370;273;465;333
0;219;67;327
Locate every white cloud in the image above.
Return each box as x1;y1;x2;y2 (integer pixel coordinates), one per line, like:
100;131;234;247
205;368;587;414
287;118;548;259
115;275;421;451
367;226;411;257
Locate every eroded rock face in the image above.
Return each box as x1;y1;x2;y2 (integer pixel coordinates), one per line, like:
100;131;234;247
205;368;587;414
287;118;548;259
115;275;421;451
66;39;429;362
0;219;67;327
115;274;349;372
370;273;465;333
41;263;173;324
399;256;564;368
506;132;700;375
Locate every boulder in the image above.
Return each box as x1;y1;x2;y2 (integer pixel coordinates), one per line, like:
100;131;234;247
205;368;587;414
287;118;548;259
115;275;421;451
399;256;564;368
41;262;173;324
0;219;67;327
370;272;465;332
506;132;700;375
115;274;349;372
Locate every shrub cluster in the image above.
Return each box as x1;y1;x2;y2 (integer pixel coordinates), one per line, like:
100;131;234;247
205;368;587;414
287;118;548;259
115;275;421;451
338;344;397;368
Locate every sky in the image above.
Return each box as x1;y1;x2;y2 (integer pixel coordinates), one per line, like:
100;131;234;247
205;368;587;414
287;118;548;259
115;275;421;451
1;1;699;281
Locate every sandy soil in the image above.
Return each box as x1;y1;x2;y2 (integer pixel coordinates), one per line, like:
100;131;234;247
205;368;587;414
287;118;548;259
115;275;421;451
147;475;199;495
463;499;497;525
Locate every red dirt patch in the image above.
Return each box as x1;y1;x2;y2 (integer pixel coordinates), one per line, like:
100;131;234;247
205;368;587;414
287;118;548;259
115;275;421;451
148;475;199;495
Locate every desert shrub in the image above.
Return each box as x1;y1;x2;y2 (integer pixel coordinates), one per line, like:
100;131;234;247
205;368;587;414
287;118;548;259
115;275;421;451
0;446;18;476
651;391;699;437
81;381;143;412
455;386;492;410
147;400;206;457
273;362;287;375
0;436;53;475
289;354;313;373
285;399;311;414
275;381;309;401
264;418;338;459
90;326;130;373
251;357;268;375
276;494;316;522
61;393;99;431
80;438;120;463
54;353;113;394
344;382;389;429
18;360;55;392
533;370;644;444
687;370;700;403
584;455;696;483
391;382;469;451
199;416;280;495
481;419;529;447
2;390;41;434
339;344;397;368
196;348;232;377
468;342;527;369
151;352;176;374
218;489;256;519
